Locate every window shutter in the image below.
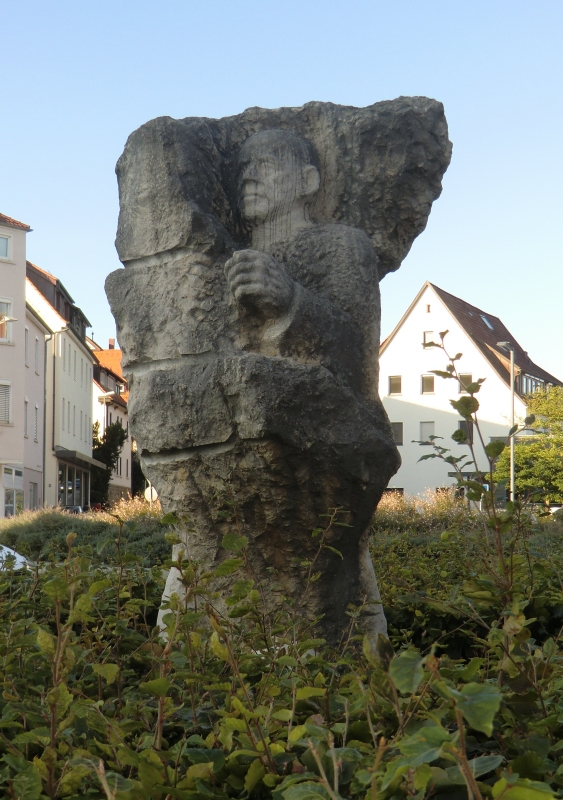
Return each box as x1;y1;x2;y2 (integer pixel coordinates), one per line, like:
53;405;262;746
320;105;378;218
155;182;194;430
0;384;10;422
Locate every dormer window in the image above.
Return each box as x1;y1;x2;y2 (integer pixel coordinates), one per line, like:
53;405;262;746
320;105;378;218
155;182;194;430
480;315;494;331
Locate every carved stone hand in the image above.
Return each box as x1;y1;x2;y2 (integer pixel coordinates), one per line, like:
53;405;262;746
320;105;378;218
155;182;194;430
225;249;294;319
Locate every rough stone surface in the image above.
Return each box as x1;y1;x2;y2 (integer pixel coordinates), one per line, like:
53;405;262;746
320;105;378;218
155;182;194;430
106;98;451;644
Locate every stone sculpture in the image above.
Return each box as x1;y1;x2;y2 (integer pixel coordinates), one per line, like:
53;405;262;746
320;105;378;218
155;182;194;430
106;98;451;644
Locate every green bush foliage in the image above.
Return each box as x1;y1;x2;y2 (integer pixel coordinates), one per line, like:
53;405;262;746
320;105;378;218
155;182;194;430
2;500;563;799
0;498;168;565
3;343;563;799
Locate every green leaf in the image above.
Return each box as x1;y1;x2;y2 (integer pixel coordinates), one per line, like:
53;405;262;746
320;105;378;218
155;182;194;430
273;709;293;721
447;755;503;782
282;780;333;800
324;546;343;559
276;655;299;667
43;577;69;601
450;396;479;417
210;631;230;662
12;766;43;800
140;677;171;697
486;440;506;459
46;682;73;716
492;777;555;798
450;682;501;736
430;370;455;379
215;557;244;576
160;512;179;525
296;687;325;700
222;533;249;552
36;627;56;657
398;725;451;766
389;649;425;694
244;758;266;792
87;578;112;596
92;663;119;685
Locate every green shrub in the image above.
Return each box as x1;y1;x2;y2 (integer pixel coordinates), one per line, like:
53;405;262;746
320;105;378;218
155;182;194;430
1;513;563;800
0;497;169;565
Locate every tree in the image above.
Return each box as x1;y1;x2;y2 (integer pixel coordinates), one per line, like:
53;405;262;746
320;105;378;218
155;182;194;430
494;386;563;504
91;420;127;506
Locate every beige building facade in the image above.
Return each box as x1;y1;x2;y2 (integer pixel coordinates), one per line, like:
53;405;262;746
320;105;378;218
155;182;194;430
0;214;50;517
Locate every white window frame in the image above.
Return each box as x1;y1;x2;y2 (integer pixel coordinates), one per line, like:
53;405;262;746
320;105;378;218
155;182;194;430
24;398;29;437
24;327;29;364
420;421;435;445
0;381;12;424
35;337;40;373
34;403;39;441
0;297;13;343
0;232;13;262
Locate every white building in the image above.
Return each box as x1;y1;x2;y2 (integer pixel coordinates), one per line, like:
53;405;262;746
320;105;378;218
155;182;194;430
379;282;562;497
0;213;49;517
26;262;104;510
89;338;132;502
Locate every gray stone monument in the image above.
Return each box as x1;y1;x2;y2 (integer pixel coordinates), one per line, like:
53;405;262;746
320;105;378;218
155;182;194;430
106;98;451;644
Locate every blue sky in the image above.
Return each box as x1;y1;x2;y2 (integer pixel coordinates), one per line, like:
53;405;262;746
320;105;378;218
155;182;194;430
2;1;562;377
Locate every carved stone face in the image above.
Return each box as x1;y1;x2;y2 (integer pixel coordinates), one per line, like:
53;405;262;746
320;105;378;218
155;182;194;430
240;153;298;222
237;130;320;226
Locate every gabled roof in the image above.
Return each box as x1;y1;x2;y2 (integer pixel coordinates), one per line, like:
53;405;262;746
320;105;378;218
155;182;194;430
0;213;31;231
95;348;124;379
431;284;561;387
380;281;562;391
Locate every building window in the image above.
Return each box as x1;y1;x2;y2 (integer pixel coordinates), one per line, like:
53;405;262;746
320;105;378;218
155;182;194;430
58;463;66;505
80;410;83;440
0;299;12;341
29;482;38;510
426;304;431;313
4;489;24;517
63;339;66;371
459;373;472;393
62;397;65;430
389;375;402;395
0;382;11;423
80;358;83;387
480;314;494;331
421;375;435;394
68;400;70;431
420;421;435;444
391;422;403;446
24;399;28;437
0;235;10;259
126;459;129;479
35;338;39;372
74;350;77;380
423;331;435;348
73;405;76;435
34;404;39;441
458;420;474;444
24;328;29;364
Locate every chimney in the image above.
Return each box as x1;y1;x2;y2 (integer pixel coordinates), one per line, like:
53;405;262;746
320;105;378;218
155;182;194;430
108;338;115;350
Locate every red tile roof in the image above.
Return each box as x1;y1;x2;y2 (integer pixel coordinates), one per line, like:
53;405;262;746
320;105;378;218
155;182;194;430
95;348;124;379
0;213;31;231
431;284;562;388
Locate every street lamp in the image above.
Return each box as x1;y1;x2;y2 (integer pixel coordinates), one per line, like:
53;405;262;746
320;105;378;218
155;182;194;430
497;341;515;501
